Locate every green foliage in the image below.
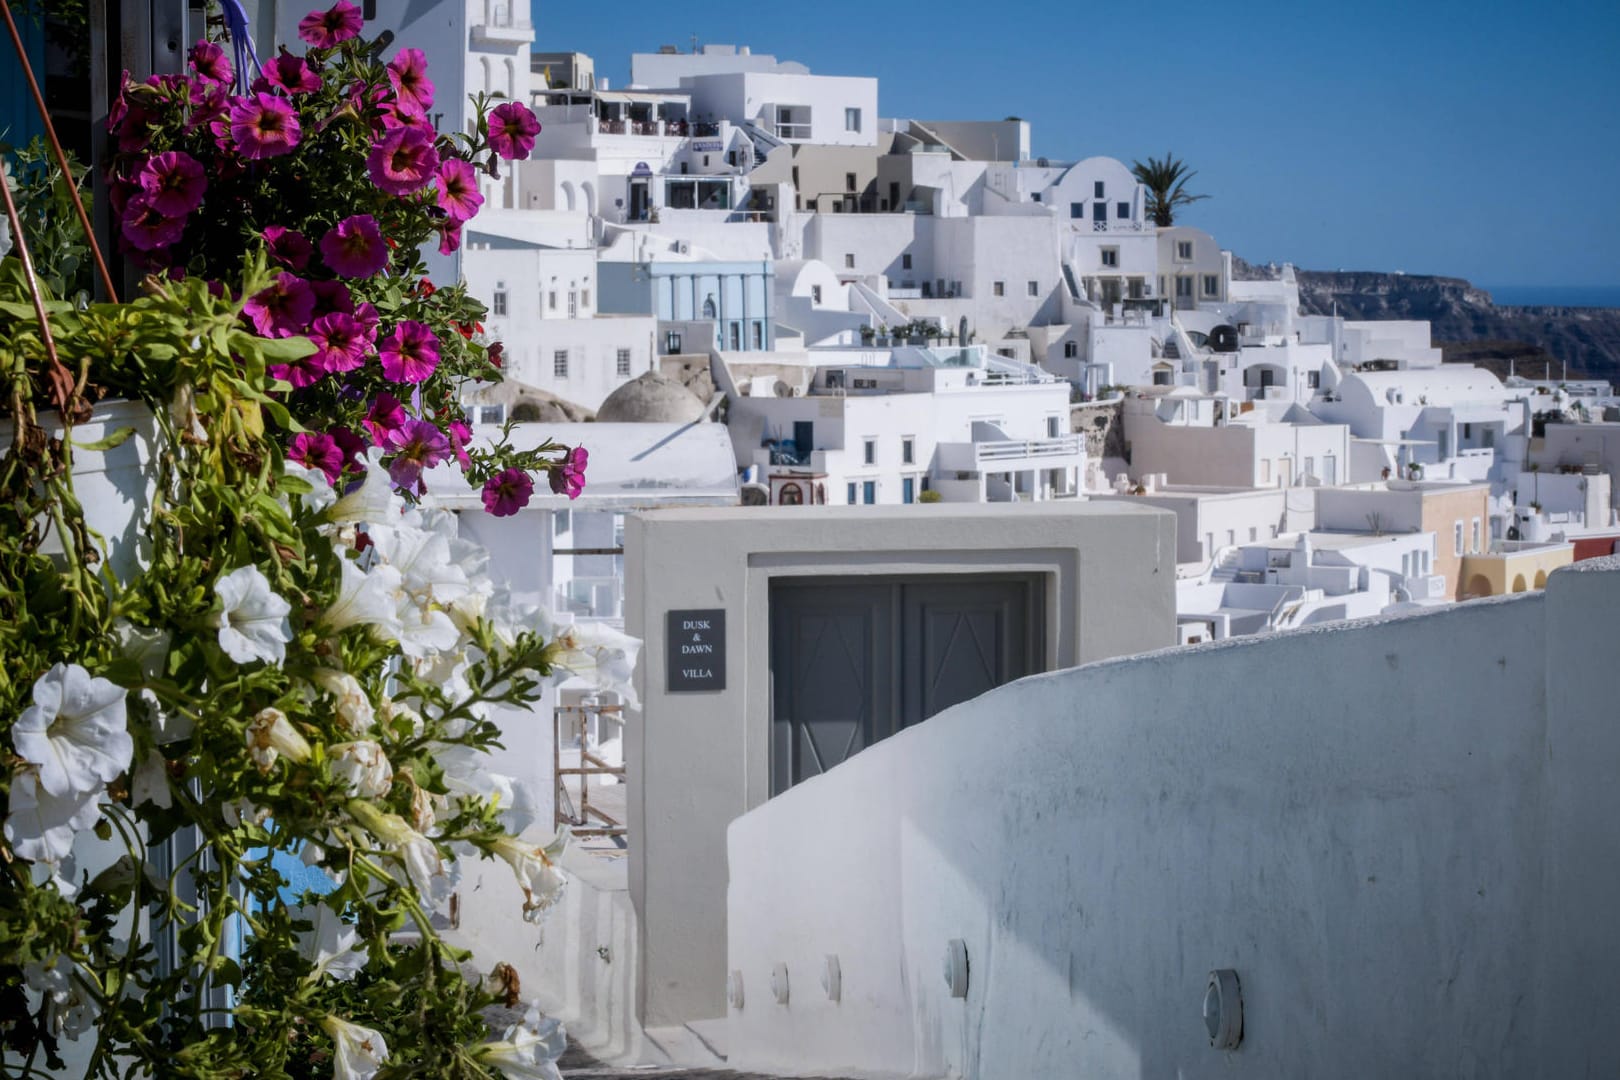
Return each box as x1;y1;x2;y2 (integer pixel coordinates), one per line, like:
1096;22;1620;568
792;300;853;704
1130;153;1209;228
916;489;943;503
0;136;93;303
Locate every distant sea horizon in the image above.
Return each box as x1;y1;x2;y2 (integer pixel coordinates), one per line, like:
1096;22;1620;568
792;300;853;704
1480;284;1620;309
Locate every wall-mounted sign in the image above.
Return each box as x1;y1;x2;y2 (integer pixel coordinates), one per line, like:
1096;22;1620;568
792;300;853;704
632;161;654;177
692;140;724;152
667;609;726;692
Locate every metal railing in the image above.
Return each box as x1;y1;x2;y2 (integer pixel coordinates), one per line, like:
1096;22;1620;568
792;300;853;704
1091;219;1147;233
976;435;1081;462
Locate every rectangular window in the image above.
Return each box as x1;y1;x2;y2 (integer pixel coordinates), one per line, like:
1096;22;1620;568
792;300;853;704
1100;248;1119;268
1027;280;1039;296
492;287;508;316
1093;201;1106;221
1176;276;1193;298
844;107;861;132
730;322;741;350
1093;181;1105;198
902;477;915;504
993;281;1005;297
548;289;558;311
811;284;822;304
863;439;876;465
553;349;568;377
845;253;855;269
847;482;857;505
1454;521;1465;557
1202;274;1219;297
665;330;682;353
845;172;857;192
1063;340;1078;358
1070;202;1083;219
1116;201;1129;219
581;287;591;308
902;437;914;465
1176;240;1193;261
615;348;631;376
1047;416;1061;438
1471;517;1481;553
863;480;876;504
902;253;912;269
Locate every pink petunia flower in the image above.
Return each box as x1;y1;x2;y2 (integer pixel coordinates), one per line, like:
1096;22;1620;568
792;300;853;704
268;349;329;389
298;0;363;48
354;301;381;334
481;468;534;516
120;194;186;251
447;419;473;469
549;445;588;499
366;125;439;196
185;81;229;134
188;41;232;85
243;272;316;338
386;48;435;117
384;418;451;493
257;47;322;95
230;93;302;159
262;225;313;270
289;432;345;483
487;102;540;160
309;279;354;318
377;321;441;384
308;312;373;374
363;392;408;446
320;214;388;278
331;428;367;472
436;219;463;256
117;99;161;153
434;158;483;223
137;151;207;217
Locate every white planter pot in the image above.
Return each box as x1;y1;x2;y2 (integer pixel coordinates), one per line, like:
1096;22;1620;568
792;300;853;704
0;399;159;579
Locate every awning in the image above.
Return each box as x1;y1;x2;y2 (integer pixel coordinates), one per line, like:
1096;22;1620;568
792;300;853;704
596;90;688;104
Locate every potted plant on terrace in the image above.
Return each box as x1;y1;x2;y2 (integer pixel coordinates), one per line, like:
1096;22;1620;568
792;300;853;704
0;3;630;1076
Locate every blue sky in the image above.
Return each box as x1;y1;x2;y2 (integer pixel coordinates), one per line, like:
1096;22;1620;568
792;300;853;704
537;0;1620;287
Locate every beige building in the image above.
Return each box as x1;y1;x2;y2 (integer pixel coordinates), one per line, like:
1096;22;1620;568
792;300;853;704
1317;481;1491;599
622;502;1177;1026
1461;541;1575;597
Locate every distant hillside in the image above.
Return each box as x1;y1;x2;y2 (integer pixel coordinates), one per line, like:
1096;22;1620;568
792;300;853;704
1231;257;1620;381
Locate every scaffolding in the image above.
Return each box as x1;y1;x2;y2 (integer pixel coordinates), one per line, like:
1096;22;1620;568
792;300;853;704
553;702;626;838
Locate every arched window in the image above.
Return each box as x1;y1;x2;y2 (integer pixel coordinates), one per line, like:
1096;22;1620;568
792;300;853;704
504;58;517;100
778;483;803;506
560;180;576;212
702;296;717;319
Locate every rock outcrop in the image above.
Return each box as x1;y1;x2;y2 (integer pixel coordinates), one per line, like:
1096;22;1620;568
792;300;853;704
1232;257;1620;381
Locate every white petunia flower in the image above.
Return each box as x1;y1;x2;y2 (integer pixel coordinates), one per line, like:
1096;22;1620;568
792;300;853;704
28;954;99;1041
313;669;375;736
301;905;367;983
12;663;133;798
4;769;100;865
491;831;569;924
213;566;293;666
321;1015;389;1080
369;521;470;607
326;450;401;525
348;802;458;910
330;741;392;798
392;593;461;659
323;558;404;637
246;707;311;772
477;1022;566;1080
545;620;643;708
284;461;338;515
131;750;172;809
222;797;271;829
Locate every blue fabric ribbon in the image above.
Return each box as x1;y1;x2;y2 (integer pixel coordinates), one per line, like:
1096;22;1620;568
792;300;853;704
219;0;262;95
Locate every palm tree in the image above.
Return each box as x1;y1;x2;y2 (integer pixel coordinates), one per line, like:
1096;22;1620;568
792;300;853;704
1131;153;1208;227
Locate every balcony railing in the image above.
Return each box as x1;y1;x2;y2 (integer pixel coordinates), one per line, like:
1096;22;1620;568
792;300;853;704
976;435;1082;462
774;122;812;140
1091;219;1147;233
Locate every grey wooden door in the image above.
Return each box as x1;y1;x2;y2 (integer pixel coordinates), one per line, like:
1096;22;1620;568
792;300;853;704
770;575;1041;794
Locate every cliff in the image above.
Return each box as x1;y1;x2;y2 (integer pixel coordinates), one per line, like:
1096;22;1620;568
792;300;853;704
1232;258;1620;381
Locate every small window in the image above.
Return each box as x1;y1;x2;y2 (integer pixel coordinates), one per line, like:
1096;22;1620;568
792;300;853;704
863;439;876;465
1027;280;1039;297
1032;192;1041;203
1101;248;1119;268
1307;370;1321;389
1093;180;1105;198
1063;340;1078;359
844;253;855;269
1471;517;1481;553
492;284;508;316
752;322;764;349
811;284;822;304
553;349;568;377
1116;201;1129;219
548;289;558;311
1070;202;1083;219
847;482;857;505
665;330;683;353
845;172;857;192
844;107;861;132
1176;240;1193;261
581;287;591;308
902;437;914;465
730;323;741;350
993;281;1005;297
1047;416;1060;437
1454;521;1464;557
902;253;912;269
616;348;631;376
1202;274;1219;297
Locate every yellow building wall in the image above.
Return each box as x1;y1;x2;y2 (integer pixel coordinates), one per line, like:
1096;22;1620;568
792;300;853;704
1420;486;1492;599
1460;545;1574;598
